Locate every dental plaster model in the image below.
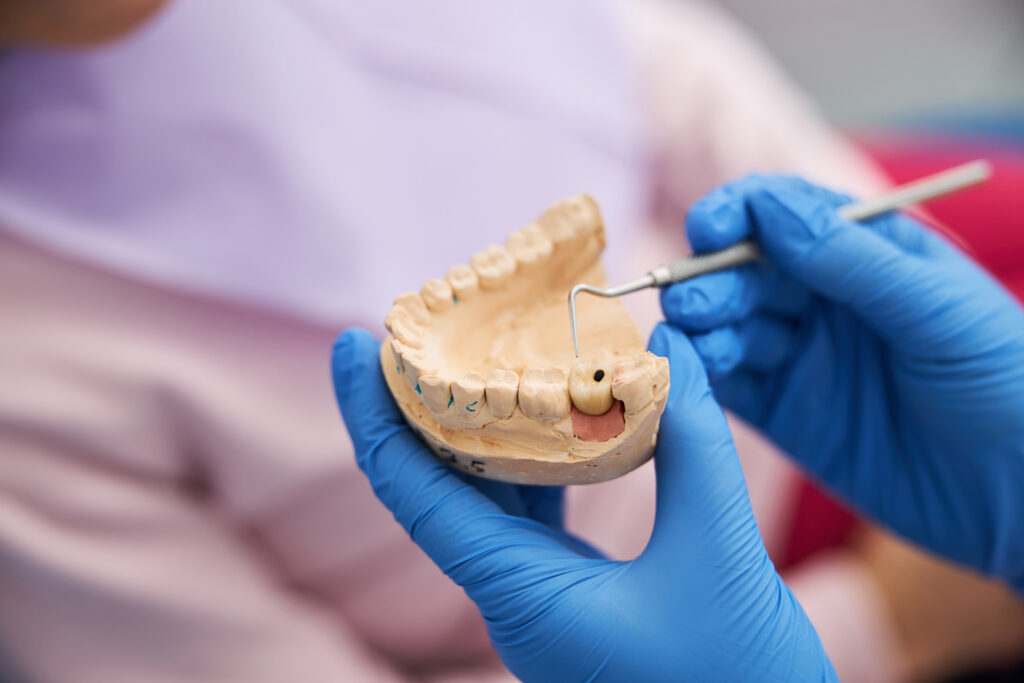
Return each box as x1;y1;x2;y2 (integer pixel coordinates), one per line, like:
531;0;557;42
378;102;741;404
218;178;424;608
380;195;669;485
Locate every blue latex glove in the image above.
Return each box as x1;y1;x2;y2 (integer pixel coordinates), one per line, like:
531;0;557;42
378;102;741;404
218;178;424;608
661;175;1024;591
332;327;836;682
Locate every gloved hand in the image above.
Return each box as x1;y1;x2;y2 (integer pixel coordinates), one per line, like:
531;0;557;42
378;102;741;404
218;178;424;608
332;327;836;682
661;175;1024;591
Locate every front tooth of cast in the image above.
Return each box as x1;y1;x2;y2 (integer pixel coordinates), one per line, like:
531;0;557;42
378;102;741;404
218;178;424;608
389;339;407;375
505;223;553;268
568;362;614;416
470;245;517;289
611;353;669;415
401;349;438;392
485;369;519;419
384;305;423;348
420;278;455;312
518;367;570;421
418;375;453;415
446;264;479;302
451;372;486;417
393;292;431;325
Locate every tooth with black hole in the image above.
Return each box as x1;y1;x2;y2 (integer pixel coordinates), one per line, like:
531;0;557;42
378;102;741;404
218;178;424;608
421;278;455;312
485;369;519;419
451;372;486;424
569;362;614;416
518;367;570;422
418;375;452;416
470;245;516;289
378;194;670;485
446;264;479;302
505;223;553;269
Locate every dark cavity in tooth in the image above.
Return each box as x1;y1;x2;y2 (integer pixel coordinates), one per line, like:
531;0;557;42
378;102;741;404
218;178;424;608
593;369;605;382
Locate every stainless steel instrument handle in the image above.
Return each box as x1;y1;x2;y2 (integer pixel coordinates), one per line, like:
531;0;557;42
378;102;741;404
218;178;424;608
649;239;762;286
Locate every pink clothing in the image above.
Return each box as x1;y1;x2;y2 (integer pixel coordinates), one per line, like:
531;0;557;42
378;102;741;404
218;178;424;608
0;231;899;683
0;230;497;682
0;1;896;681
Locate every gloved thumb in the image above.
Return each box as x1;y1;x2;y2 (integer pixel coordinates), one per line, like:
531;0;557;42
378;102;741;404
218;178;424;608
331;329;579;589
645;323;760;562
747;178;945;345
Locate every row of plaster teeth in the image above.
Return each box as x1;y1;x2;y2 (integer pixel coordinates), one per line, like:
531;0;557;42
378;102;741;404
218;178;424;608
391;341;666;425
385;195;603;330
383;194;612;426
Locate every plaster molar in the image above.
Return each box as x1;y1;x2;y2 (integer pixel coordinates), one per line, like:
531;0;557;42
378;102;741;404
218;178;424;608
470;246;516;289
379;194;670;485
420;278;455;312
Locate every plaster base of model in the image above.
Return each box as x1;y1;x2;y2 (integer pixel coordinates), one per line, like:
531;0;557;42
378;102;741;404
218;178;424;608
380;195;669;485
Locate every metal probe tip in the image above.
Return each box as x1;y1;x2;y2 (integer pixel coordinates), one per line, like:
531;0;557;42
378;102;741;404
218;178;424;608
568;284;584;357
569;275;656;357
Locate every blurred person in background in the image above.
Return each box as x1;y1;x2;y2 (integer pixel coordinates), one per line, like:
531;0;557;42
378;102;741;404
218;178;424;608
0;1;1021;682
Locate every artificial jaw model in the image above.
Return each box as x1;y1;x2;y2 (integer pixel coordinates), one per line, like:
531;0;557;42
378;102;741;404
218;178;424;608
380;195;669;485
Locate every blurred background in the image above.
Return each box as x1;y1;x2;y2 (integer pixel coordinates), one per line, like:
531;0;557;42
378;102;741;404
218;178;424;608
717;0;1024;300
718;0;1024;131
0;1;1022;682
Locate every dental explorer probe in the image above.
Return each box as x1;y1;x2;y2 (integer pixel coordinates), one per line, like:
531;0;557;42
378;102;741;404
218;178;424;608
569;159;992;357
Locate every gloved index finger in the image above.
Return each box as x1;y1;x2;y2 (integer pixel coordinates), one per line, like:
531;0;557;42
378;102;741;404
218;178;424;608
331;329;581;588
685;181;751;253
331;329;411;459
686;174;849;253
660;261;811;332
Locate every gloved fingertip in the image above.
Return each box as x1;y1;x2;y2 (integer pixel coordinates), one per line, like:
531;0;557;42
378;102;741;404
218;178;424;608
746;178;853;243
660;281;711;319
686;184;750;253
689;326;742;381
648;322;712;411
658;285;684;327
330;328;412;453
331;328;378;402
647;321;675;358
331;327;376;373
